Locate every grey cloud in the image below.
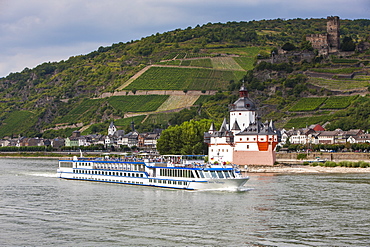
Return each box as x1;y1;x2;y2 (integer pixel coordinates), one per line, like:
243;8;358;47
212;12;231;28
0;0;369;77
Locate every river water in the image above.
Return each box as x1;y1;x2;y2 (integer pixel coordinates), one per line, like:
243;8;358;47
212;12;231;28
0;158;369;246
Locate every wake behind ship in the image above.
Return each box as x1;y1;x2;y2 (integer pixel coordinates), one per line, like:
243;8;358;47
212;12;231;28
57;155;249;191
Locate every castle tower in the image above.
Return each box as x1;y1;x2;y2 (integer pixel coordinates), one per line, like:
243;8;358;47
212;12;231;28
229;85;256;131
327;16;340;51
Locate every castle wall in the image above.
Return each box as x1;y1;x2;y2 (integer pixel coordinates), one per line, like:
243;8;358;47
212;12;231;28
233;145;276;166
306;33;328;50
208;142;234;163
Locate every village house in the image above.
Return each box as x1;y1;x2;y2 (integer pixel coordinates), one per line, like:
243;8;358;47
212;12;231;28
120;131;139;147
347;133;370;143
0;139;17;147
281;128;317;145
64;137;79;147
282;127;365;145
64;131;82;147
138;132;161;150
17;137;46;147
51;138;65;148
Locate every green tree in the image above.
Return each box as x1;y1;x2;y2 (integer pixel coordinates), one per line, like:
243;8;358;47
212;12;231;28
282;42;296;51
157;119;212;155
341;36;356;51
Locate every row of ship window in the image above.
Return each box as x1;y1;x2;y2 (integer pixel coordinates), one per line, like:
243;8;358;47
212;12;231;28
77;162;144;171
159;168;235;179
73;169;144;178
149;179;188;186
159;169;195;178
198;170;235;179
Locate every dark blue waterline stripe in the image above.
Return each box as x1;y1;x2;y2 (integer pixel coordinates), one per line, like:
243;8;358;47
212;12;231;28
61;177;194;190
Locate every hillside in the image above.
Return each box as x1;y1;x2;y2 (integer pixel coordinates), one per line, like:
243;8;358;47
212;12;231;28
0;18;370;138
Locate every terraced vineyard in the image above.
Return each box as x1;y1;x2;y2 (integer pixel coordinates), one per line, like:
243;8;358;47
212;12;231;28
159;58;213;68
289;97;328;112
156;95;200;112
55;95;169;124
124;67;245;91
321;96;359;109
289;96;360;112
310;67;362;74
108;95;169;112
210;57;244;70
194;95;213;105
114;115;147;126
233;56;255;70
309;76;370;91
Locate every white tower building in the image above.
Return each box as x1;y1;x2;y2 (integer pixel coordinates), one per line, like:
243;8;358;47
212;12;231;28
229;85;257;130
204;86;280;166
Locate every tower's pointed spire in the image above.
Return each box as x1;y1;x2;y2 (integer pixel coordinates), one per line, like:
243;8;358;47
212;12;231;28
269;119;276;130
239;84;248;98
231;119;241;131
219;118;228;132
209;122;216;133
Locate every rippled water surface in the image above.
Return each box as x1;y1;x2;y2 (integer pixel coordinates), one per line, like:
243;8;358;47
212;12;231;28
1;158;369;246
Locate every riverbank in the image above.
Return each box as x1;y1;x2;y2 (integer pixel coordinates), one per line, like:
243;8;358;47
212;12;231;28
246;164;370;174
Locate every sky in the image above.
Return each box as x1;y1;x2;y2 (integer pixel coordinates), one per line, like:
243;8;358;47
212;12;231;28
1;0;369;78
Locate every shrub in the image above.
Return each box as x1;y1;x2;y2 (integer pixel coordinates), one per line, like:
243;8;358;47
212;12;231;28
324;161;337;167
338;161;350;167
352;162;361;168
297;153;307;160
359;161;369;168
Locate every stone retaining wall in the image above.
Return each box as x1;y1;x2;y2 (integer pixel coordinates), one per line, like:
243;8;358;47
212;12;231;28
277;152;370;163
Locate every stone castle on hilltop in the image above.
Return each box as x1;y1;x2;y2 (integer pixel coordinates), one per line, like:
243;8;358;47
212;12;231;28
306;16;340;55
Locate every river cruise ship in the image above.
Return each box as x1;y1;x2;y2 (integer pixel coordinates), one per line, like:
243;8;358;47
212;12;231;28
57;155;249;190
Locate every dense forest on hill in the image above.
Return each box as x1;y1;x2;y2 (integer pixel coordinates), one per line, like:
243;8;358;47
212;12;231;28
0;18;370;138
